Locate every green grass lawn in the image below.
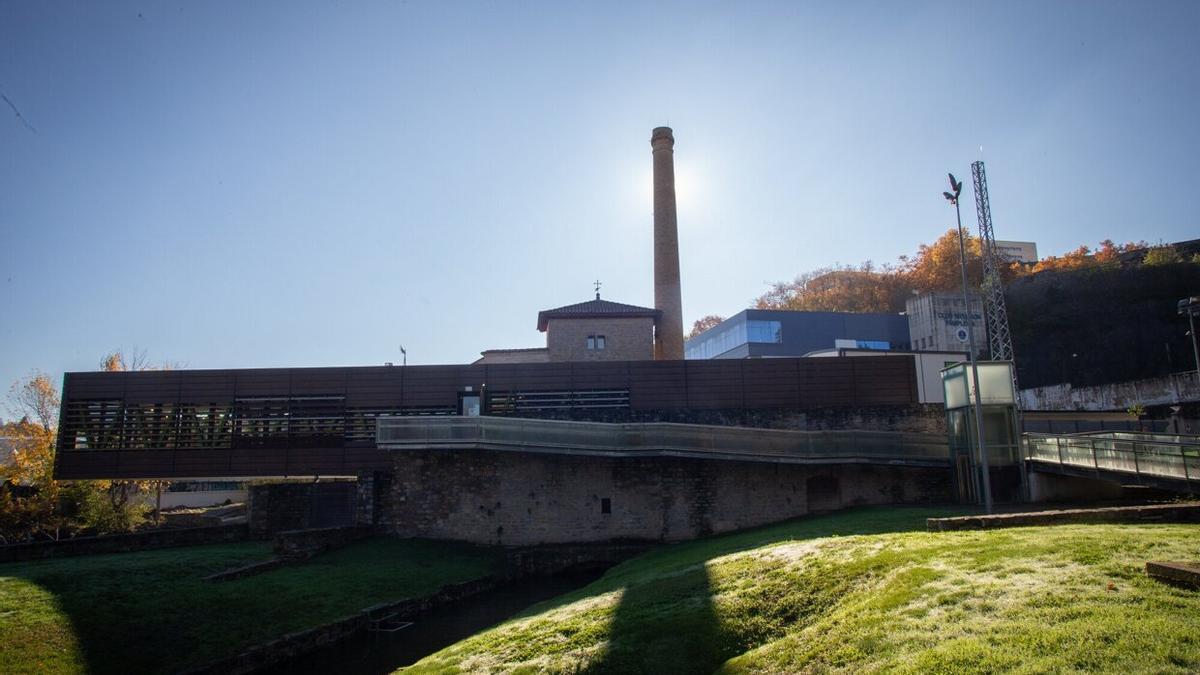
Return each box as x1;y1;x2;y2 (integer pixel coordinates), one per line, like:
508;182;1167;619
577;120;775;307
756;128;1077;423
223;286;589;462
0;537;504;674
404;506;1200;674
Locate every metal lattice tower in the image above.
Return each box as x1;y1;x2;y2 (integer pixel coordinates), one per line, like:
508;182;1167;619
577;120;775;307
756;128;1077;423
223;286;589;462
970;161;1016;365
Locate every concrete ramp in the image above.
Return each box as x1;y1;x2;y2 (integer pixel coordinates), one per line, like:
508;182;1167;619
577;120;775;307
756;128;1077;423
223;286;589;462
376;416;949;467
1025;431;1200;494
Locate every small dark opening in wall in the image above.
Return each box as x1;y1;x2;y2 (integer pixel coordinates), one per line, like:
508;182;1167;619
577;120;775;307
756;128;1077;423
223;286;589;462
600;497;611;514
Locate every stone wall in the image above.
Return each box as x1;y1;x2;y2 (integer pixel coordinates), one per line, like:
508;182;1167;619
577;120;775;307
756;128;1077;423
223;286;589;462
273;526;374;560
380;449;952;546
248;479;357;536
249;481;313;537
0;524;248;563
1027;471;1130;503
502;404;948;435
927;502;1200;532
1020;371;1200;416
546;316;656;362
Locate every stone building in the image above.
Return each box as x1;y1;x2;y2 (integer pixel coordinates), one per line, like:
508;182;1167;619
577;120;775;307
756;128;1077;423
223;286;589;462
476;293;661;364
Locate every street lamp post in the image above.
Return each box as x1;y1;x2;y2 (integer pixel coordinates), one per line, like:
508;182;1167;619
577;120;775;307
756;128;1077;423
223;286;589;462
1180;297;1200;376
944;173;993;514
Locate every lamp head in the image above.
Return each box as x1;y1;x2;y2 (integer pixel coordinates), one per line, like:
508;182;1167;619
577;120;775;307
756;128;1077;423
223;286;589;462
947;173;963;196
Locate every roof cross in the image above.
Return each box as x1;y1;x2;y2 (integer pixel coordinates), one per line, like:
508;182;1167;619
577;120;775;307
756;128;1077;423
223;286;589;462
594;279;602;299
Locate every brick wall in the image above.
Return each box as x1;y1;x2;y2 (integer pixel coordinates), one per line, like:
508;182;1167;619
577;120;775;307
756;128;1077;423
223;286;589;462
380;449;952;546
546;317;655;362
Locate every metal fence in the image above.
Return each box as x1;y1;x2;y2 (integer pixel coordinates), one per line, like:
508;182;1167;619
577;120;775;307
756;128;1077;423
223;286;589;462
376;416;950;466
1024;431;1200;486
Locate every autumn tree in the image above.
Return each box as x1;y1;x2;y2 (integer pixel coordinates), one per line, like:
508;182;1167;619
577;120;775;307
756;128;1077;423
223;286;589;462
688;315;726;339
6;370;60;431
900;228;987;294
1142;244;1184;266
1;353;176;541
97;348;170;523
753;229;1171;315
0;417;61;542
756;263;909;313
101;348;152;372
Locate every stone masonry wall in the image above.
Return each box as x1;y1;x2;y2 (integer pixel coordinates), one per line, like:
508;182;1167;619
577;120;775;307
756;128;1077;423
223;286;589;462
0;524;248;563
501;404;948;435
248;480;357;536
381;449;952;546
546;316;656;362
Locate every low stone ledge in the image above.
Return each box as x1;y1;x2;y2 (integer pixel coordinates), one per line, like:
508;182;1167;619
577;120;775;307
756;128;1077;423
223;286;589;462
1146;561;1200;588
180;539;644;674
203;527;375;583
504;541;651;577
927;503;1200;532
273;525;374;560
203;558;287;583
180;575;506;675
0;524;249;564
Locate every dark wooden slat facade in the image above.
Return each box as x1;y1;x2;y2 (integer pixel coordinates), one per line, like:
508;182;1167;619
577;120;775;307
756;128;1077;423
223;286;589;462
55;357;919;479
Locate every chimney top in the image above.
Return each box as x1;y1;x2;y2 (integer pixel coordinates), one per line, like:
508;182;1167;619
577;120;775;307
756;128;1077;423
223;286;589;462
651;126;674;147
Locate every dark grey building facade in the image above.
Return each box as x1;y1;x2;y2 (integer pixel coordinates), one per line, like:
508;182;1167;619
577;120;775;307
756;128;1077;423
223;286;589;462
685;309;910;359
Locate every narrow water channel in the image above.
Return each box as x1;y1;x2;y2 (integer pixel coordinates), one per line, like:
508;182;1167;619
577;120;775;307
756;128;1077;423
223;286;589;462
264;570;603;674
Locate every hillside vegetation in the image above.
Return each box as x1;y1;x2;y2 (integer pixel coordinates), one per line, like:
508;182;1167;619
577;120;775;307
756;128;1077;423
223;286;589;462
1006;262;1200;388
405;507;1200;674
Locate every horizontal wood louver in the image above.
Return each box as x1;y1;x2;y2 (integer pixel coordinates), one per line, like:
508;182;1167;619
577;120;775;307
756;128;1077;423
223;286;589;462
60;399;124;450
487;389;630;414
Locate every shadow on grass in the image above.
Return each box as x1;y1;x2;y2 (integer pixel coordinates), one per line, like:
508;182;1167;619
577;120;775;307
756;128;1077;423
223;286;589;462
572;505;973;675
0;542;274;675
596;504;973;594
586;563;722;674
0;538;505;675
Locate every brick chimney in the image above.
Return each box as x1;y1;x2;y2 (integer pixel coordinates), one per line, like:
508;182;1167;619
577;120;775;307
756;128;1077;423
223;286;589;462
651;126;684;360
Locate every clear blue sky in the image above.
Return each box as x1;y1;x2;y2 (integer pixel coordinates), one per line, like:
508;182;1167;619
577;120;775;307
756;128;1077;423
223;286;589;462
2;1;1198;399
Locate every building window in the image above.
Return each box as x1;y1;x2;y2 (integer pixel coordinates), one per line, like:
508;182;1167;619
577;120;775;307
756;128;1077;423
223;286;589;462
746;320;783;344
587;335;606;350
601;497;611;514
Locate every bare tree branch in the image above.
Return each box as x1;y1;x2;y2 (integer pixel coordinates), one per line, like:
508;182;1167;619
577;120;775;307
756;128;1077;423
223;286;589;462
0;88;38;134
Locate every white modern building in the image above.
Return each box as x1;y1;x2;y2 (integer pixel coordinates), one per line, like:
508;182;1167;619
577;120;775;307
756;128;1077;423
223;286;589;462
994;240;1038;263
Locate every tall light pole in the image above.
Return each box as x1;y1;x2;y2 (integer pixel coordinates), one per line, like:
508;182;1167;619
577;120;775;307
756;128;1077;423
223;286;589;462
945;173;993;513
1180;297;1200;375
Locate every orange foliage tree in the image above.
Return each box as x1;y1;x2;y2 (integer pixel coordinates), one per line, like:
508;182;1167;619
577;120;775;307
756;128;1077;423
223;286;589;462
688;315;726;339
755;230;1160;314
0;418;60;542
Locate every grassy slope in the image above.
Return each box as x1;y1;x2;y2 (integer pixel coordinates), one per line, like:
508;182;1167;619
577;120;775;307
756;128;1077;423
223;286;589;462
0;537;503;675
405;507;1200;674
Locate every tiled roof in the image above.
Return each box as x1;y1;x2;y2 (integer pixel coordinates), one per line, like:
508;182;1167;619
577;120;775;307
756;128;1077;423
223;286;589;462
479;348;548;354
537;296;661;331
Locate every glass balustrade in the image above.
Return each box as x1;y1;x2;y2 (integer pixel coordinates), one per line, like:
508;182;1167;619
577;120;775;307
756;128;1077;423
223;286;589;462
1023;431;1198;485
376;417;950;463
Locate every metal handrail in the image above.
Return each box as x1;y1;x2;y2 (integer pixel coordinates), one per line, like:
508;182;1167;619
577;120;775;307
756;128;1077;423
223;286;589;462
1024;430;1200;447
375;416;951;465
1023;431;1199;488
